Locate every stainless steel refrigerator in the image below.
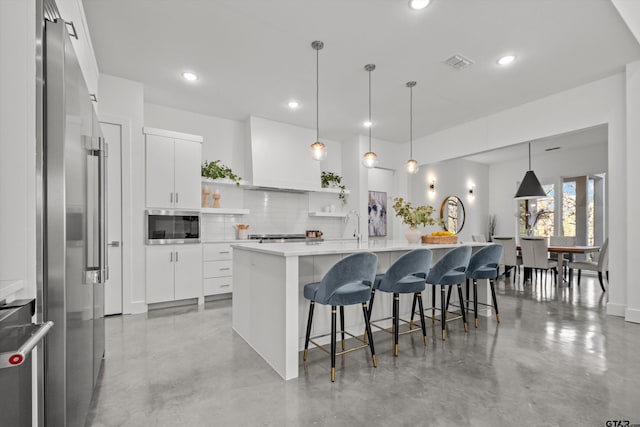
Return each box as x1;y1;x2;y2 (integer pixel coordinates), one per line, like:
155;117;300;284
43;16;107;427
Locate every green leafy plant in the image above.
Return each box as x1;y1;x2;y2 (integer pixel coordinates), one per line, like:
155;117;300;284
201;160;242;186
392;197;439;228
321;171;347;205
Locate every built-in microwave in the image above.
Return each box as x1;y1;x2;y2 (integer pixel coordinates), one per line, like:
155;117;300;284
145;210;200;245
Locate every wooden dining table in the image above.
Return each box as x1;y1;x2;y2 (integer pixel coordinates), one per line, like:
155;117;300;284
517;244;601;284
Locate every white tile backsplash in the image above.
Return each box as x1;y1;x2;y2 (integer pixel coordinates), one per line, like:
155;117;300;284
201;189;345;241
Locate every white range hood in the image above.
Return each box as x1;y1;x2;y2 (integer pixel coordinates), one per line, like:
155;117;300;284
245;117;322;192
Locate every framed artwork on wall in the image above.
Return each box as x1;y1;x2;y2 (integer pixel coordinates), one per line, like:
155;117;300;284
368;191;387;237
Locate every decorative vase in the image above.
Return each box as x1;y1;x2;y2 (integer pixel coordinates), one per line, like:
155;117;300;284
405;226;421;243
201;187;211;208
213;189;221;208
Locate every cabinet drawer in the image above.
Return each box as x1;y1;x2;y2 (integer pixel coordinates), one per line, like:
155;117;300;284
203;243;233;261
204;260;232;278
204;277;232;295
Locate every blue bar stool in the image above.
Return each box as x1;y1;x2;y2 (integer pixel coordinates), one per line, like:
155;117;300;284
414;245;471;340
367;249;432;357
466;244;503;328
303;252;378;382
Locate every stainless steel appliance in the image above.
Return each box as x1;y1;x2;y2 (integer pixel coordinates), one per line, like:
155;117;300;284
0;300;53;427
146;210;201;244
249;234;308;243
42;15;107;427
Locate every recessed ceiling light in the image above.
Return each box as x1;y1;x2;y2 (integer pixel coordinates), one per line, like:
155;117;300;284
497;55;516;66
363;121;372;127
409;0;431;10
288;100;299;109
181;72;198;81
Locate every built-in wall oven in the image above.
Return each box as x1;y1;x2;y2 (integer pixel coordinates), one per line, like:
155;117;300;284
146;210;201;244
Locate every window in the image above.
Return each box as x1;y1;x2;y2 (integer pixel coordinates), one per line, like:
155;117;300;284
562;180;576;236
519;184;554;237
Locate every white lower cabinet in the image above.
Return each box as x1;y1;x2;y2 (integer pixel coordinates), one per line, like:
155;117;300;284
146;244;202;304
203;243;233;295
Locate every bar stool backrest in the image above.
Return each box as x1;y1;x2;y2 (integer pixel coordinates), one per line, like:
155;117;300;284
425;245;472;284
314;252;378;304
466;244;503;277
377;249;432;293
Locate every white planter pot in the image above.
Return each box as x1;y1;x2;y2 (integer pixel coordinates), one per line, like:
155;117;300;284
405;227;422;243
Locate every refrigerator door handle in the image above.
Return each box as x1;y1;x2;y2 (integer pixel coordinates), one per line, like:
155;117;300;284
84;136;108;284
99;137;108;283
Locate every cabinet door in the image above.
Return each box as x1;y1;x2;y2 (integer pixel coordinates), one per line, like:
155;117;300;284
173;138;201;209
174;244;202;300
146;245;175;303
146;134;175;208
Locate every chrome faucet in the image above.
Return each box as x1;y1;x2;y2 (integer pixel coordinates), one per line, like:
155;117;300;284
345;210;361;244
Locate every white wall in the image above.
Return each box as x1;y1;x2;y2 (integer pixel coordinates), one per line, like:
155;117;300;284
410;159;490;243
489;143;608;238
0;0;36;298
625;60;640;322
98;74;146;313
411;74;633;321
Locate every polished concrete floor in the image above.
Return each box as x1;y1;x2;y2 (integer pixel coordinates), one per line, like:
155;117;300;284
88;273;640;426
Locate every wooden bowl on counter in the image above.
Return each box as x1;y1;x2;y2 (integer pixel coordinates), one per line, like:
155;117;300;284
421;235;458;244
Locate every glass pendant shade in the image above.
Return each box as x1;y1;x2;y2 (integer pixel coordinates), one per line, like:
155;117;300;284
310;141;327;161
362;151;378;168
406;159;419;174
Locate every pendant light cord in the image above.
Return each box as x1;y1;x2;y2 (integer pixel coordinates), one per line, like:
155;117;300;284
316;46;319;142
368;68;372;151
410;85;413;159
528;142;531;170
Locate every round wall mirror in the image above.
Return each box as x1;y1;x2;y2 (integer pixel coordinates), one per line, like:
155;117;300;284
440;196;466;233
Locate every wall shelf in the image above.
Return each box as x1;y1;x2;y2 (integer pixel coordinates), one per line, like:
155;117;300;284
308;211;347;218
201;208;250;215
201;177;250;187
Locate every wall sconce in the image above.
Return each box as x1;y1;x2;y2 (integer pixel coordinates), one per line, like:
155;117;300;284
468;184;475;199
429;179;436;193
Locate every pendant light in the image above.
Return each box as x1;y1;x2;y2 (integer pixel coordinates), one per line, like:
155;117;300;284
514;142;546;199
310;40;327;161
405;81;419;174
362;63;378;168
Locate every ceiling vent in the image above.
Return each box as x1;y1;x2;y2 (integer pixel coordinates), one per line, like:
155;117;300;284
444;54;474;70
545;147;561;152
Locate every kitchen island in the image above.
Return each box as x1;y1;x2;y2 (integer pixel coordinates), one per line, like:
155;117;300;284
231;240;490;380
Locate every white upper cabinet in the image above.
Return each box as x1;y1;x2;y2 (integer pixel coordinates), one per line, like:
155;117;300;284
144;127;202;209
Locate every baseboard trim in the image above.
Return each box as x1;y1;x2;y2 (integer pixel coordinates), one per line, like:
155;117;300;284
606;302;626;317
624;308;640;324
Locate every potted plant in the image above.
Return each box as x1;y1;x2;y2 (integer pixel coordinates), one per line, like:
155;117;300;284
392;197;438;243
321;171;347;205
201;160;242;186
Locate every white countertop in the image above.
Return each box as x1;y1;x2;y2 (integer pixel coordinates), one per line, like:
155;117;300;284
231;240;489;257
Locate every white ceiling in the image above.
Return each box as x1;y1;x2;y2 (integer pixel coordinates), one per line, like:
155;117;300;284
462;124;608;165
83;0;640;143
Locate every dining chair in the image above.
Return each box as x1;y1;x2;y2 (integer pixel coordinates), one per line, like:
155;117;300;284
549;236;576;277
302;252;378;382
520;237;558;285
568;238;609;292
368;249;432;356
492;236;522;277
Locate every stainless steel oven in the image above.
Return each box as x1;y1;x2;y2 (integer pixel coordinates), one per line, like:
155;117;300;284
146;210;201;244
